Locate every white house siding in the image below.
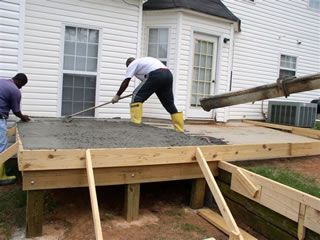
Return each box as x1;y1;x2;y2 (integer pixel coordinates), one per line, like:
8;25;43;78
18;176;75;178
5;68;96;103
222;0;320;120
0;0;22;78
22;0;141;117
142;11;178;119
178;12;233;121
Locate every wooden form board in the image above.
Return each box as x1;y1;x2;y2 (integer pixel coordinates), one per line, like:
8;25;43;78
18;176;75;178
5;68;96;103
244;120;320;140
22;162;218;190
0;142;18;165
219;161;320;235
18;139;320;171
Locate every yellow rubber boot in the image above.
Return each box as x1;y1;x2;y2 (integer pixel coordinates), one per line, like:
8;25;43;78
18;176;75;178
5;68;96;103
171;112;184;132
130;103;143;124
0;163;16;186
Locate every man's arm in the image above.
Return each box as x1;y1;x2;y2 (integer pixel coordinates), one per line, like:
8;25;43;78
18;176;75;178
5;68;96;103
13;111;30;122
112;78;131;103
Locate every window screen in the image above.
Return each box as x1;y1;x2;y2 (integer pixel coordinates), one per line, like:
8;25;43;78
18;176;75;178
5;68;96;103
148;28;168;65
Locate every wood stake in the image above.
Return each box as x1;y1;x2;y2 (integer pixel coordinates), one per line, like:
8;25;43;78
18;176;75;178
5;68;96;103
195;147;243;239
297;203;306;240
86;149;103;240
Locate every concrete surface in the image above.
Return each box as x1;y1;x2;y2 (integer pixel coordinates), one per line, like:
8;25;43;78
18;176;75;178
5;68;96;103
17;119;225;149
184;122;319;144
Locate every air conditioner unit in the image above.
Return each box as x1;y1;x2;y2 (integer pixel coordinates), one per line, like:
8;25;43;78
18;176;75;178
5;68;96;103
267;101;317;128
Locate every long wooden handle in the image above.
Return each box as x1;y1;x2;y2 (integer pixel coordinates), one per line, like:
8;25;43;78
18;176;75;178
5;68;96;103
66;93;133;118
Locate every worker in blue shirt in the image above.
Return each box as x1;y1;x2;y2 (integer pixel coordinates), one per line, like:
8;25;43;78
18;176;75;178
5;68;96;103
0;73;30;185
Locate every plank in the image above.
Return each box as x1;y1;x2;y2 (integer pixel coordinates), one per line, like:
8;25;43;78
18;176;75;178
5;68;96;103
219;161;320;234
234;168;260;198
22;162;218;190
26;190;44;238
297;203;306;240
190;178;206;209
0;142;18;165
18;142;320;171
195;147;242;238
244;120;320;140
85;150;103;240
200;73;320;111
6;126;16;137
124;184;140;222
198;208;257;240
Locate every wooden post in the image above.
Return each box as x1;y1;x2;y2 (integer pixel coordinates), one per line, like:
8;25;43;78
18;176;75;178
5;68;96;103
190;178;206;209
297;203;306;240
86;149;103;240
26;190;44;238
124;183;140;222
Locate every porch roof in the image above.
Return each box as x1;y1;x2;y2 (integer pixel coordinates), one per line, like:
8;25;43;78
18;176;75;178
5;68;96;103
143;0;240;22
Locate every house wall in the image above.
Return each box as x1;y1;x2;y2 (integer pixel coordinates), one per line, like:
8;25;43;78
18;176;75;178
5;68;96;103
22;0;141;117
142;10;233;121
222;0;320;120
0;0;23;78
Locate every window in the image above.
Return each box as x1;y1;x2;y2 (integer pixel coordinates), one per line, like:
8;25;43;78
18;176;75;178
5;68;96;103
147;28;168;65
279;55;297;78
61;26;99;116
309;0;320;9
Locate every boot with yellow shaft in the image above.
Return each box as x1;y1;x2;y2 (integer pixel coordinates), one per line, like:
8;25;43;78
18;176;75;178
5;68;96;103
130;102;143;124
171;112;184;132
0;163;16;186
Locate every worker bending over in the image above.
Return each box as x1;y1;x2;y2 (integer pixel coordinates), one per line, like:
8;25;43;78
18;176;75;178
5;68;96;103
0;73;30;185
112;57;184;132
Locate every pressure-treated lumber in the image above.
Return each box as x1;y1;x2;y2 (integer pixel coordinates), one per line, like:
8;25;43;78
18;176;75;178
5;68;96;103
85;150;103;240
243;120;320;140
234;168;260;198
22;162;218;190
200;73;320;111
124;183;140;222
195;147;243;239
298;203;307;240
198;208;257;240
190;178;206;209
6;126;16;137
218;161;320;234
18;142;320;171
0;142;18;165
26;190;44;238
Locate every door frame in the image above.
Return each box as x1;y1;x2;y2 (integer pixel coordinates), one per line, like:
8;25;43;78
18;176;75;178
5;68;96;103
185;31;221;119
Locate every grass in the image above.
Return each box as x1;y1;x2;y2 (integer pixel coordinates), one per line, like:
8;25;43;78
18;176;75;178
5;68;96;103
315;121;320;130
245;166;320;198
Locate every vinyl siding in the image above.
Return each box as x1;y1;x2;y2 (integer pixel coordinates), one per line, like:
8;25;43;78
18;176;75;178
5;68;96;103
222;0;320;120
0;0;21;78
22;0;140;117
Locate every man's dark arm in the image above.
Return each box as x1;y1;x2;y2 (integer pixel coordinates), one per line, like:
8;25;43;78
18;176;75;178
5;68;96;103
116;78;131;97
13;111;30;122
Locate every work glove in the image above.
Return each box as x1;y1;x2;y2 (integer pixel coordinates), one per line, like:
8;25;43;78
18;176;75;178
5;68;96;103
112;95;120;104
21;115;30;122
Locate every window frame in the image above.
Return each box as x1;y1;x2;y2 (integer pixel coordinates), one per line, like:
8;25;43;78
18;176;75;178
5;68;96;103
278;54;298;78
59;24;101;117
146;27;170;66
309;0;320;10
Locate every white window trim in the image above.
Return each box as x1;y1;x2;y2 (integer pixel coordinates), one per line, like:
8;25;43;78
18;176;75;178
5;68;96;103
278;54;298;77
58;23;101;117
308;0;320;11
146;26;171;66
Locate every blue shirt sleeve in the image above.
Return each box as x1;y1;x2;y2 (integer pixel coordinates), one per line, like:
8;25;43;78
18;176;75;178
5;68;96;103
10;89;21;113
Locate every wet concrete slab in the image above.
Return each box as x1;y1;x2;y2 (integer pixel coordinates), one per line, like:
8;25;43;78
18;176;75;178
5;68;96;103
17;119;225;150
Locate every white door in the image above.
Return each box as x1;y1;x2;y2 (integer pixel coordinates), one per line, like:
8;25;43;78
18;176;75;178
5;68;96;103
186;33;218;119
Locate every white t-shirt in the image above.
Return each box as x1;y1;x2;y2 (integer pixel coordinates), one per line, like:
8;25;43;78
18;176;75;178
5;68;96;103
125;57;167;81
